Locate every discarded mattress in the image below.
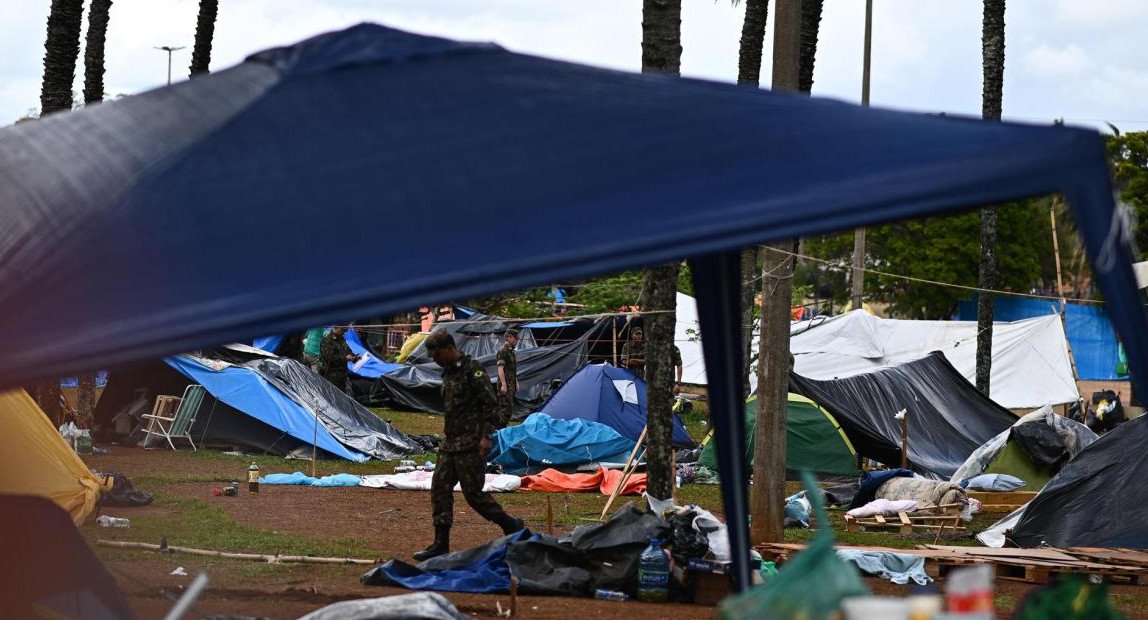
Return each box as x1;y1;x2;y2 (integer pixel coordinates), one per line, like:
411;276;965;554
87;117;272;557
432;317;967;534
488;413;634;475
790;352;1017;479
361;471;521;493
519;467;647;496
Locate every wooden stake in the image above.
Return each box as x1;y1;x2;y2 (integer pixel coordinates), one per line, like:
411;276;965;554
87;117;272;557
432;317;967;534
900;410;908;469
98;539;376;565
601;447;645;520
311;408;320;478
510;576;519;617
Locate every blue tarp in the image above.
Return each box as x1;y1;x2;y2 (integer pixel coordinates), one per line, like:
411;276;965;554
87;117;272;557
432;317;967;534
538;364;694;448
958;296;1121;380
253;335;283;353
164;356;370;462
261;472;362;487
344;328;403;378
60;371;108;388
366;530;534;594
0;23;1139;592
488;413;635;474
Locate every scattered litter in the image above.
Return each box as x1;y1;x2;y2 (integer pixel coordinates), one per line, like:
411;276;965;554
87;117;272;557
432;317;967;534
170;566;187;576
96;515;130;528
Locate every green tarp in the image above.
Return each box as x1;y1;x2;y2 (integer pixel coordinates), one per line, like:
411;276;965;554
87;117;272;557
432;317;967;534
698;394;859;477
983;440;1053;492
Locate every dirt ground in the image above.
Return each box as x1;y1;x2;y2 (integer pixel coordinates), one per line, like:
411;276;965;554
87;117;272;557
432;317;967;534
80;447;1148;619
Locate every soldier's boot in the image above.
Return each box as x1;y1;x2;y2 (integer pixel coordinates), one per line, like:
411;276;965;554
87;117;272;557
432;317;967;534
413;526;450;561
497;514;524;535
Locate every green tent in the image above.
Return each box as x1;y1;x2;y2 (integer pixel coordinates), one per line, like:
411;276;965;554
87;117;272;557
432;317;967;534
982;440;1053;491
697;394;859;477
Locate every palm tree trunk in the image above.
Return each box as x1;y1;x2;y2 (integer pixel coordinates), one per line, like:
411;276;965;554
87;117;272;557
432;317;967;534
798;0;823;94
640;0;682;501
37;0;84;424
189;0;219;77
83;0;112;105
976;0;1006;394
40;0;84;115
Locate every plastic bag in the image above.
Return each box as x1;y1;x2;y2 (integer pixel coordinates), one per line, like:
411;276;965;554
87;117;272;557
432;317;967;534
718;471;869;620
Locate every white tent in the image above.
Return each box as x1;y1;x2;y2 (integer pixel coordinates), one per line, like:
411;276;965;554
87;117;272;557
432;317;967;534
675;295;1078;410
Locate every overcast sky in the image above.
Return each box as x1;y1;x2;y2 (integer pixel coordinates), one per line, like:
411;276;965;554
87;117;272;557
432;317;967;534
2;1;1146;132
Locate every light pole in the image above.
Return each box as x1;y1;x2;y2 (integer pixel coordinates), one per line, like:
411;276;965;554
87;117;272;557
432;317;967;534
155;45;186;86
851;0;873;313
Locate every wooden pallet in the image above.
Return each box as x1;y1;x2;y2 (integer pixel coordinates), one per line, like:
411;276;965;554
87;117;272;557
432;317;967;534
967;490;1037;511
920;545;1146;585
844;512;965;535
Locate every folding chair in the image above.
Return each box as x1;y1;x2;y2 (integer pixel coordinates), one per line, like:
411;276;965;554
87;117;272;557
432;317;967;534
142;384;205;451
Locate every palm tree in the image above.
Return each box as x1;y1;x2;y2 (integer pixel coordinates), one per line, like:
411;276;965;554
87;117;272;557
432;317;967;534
40;0;84;116
83;0;112;105
798;0;823;94
640;0;682;502
189;0;218;77
976;0;1005;394
37;0;85;424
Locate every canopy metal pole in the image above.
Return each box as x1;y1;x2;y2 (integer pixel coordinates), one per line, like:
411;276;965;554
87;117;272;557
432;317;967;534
688;251;750;592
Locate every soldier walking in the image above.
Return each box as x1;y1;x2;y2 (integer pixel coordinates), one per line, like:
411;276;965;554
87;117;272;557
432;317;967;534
318;326;356;393
414;329;523;561
496;329;519;426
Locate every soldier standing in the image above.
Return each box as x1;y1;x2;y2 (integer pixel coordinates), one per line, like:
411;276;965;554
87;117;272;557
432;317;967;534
414;329;523;561
620;327;646;379
496;329;519;426
318;326;356;392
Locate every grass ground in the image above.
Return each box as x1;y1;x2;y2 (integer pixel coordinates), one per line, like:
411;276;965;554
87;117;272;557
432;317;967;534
78;406;1148;619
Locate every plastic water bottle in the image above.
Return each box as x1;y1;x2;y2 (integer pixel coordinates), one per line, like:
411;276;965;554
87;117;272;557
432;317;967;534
248;462;260;495
594;589;629;601
97;515;130;528
636;538;670;603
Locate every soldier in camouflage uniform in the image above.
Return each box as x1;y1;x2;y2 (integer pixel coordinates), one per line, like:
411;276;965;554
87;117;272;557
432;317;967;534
495;329;519;427
620;327;646;379
318;326;356;393
413;329;523;561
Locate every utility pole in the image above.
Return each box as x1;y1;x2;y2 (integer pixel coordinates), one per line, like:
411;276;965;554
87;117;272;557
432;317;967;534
155;45;185;86
851;0;873;312
752;0;801;547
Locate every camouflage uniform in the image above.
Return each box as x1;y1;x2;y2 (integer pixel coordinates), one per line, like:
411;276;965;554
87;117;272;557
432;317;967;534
621;339;646;379
495;342;517;427
432;354;512;529
318;330;351;391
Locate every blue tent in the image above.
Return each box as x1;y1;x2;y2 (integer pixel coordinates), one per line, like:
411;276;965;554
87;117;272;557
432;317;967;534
0;24;1140;590
488;412;635;474
538;364;694;448
958;296;1121;381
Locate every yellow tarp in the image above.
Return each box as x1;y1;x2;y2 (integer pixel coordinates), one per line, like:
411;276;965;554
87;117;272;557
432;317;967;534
397;332;428;363
0;390;104;524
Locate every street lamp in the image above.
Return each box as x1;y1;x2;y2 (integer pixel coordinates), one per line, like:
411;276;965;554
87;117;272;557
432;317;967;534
154;45;187;86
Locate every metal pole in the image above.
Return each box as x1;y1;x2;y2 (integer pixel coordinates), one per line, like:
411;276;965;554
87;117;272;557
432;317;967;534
155;46;186;86
851;0;873;312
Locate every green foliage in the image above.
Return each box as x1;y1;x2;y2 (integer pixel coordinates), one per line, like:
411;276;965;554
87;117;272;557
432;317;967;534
1108;131;1148;258
566;271;645;314
460;287;553;318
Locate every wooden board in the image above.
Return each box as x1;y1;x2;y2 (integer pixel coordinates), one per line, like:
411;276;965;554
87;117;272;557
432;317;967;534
967;490;1037;507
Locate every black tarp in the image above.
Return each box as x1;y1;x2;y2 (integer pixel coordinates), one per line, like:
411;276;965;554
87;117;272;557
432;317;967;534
1010;422;1071;471
1009;414;1148;548
789;351;1018;479
404;313;538;365
372;338;589;418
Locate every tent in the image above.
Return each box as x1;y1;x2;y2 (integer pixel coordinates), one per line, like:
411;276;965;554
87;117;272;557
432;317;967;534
0;495;136;619
0;390;107;525
959;296;1122;381
949;406;1097;491
94;347;419;461
997;413;1148;548
790;352;1018;479
789;311;1078;410
697;394;859;478
537;364;694;448
488;413;635;475
0;24;1140;591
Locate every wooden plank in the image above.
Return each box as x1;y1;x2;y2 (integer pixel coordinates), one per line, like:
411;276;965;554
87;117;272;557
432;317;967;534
967;491;1037;506
874;514;886;525
898;511;913;535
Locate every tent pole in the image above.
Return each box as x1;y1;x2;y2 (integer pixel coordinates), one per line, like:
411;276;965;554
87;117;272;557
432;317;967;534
612;318;618;366
688;251;751;592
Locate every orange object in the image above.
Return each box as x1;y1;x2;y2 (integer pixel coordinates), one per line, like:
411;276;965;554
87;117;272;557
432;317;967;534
520;467;647;496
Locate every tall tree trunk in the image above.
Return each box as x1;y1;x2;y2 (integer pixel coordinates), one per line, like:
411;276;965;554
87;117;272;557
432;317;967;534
78;0;112;426
189;0;219;77
736;0;769;399
752;0;804;546
798;0;823;94
37;0;84;424
83;0;112;105
976;0;1006;394
640;0;682;501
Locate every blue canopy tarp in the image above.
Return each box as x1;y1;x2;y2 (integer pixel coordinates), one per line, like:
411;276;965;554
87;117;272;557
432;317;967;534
488;413;635;475
164;355;370;462
0;24;1141;591
252;335;283;354
538;364;694;448
344;328;403;378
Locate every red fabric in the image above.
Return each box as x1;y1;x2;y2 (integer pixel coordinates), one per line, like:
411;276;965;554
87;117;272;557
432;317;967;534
520;467;647;495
